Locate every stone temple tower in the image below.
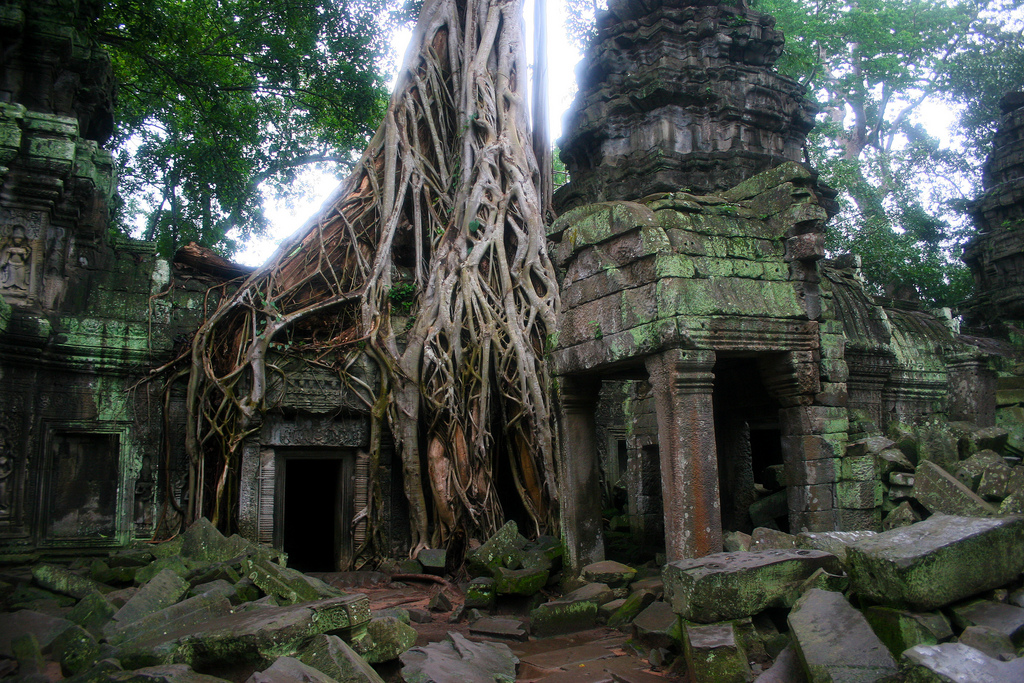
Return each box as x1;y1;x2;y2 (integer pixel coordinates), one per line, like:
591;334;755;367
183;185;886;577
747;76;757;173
556;0;819;211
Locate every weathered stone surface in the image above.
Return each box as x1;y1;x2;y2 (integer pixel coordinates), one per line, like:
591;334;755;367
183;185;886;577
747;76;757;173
0;610;73;656
417;549;446;576
53;624;101;676
464;578;495;609
957;625;1016;662
350;616;416;663
580;560;636;587
134;558;192;587
608;589;655;629
949;600;1024;646
955;450;1004;490
246;656;336;683
68;592;116;635
529;599;599;637
723;531;751;552
113;569;190;626
32;565;104;600
297;634;386;683
912;461;998;516
426;592;451;613
846;515;1024;610
664;549;842;623
796;531;876;565
493;566;547;596
106;594;234;646
631;601;682;652
882;502;920;530
11;632;45;675
901;643;1024;682
468;617;528;642
756;645;808;683
751;528;798;551
113;664;232;683
749;490;789;528
466;521;528;577
242;557;344;605
683;623;751;683
399;632;518;683
113;594;370;668
862;607;953;657
561;582;614;607
788;589;897;683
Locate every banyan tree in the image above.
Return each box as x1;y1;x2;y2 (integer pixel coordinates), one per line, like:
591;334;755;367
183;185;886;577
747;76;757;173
178;0;560;561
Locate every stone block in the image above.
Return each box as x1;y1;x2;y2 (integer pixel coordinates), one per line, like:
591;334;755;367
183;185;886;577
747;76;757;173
878;448;915;476
779;406;848;436
296;634;386;683
247;656;336;683
978;463;1014;500
912;460;998;516
889;472;914;486
399;633;517;683
837;479;882;510
901;643;1024;682
52;624;100;676
464;577;495;609
67;592;116;635
663;549;842;623
349;616;416;663
113;569;189;626
862;606;953;657
493;567;547;596
32;565;104;600
683;623;751;683
468;616;528;642
749;490;789;526
529;599;598;637
751;527;798;551
882;502;919;531
106;594;233;646
960;426;1009;458
427;592;451;613
955;450;1004;490
0;610;73;656
632;602;683;652
560;582;614;607
787;458;838;486
957;625;1016;662
416;549;446;576
580;560;636;587
723;531;751;552
788;589;896;683
999;487;1024;514
846;515;1024;610
796;530;876;565
847;436;896;457
949;600;1024;647
135;556;192;586
11;632;44;675
608;589;656;629
599;598;625;621
241;557;344;605
915;420;959;471
466;521;527;576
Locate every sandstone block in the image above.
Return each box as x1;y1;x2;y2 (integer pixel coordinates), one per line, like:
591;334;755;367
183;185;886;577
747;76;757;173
607;589;655;629
297;634;386;683
788;589;896;683
949;600;1024;647
683;623;751;683
247;656;336;683
632;601;682;652
399;633;518;683
901;643;1024;682
493;567;547;596
350;616;417;663
796;531;876;565
912;461;997;517
580;560;636;587
113;569;189;626
663;549;842;623
846;515;1024;610
862;606;952;657
466;521;527;576
529;599;598;637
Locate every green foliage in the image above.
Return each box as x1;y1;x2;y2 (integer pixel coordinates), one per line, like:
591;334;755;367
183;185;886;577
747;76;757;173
98;0;401;256
388;281;417;313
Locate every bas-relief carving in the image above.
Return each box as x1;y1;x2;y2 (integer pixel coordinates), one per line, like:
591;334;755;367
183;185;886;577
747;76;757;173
261;416;370;448
0;212;46;304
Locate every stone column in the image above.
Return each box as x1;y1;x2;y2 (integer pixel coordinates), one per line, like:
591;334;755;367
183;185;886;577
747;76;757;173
947;353;996;427
645;349;721;561
558;375;605;575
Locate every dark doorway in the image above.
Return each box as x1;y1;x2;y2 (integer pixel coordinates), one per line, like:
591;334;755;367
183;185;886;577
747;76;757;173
46;431;120;541
280;453;353;572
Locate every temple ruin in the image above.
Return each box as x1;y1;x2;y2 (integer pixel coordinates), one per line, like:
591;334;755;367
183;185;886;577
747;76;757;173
0;0;1020;582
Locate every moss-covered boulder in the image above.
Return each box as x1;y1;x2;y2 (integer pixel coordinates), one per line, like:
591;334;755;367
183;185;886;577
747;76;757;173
529;599;598;637
297;634;386;683
493;567;547;596
350;616;416;664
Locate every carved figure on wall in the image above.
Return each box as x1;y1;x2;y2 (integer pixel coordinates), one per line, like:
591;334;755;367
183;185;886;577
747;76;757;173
0;428;14;516
0;226;32;291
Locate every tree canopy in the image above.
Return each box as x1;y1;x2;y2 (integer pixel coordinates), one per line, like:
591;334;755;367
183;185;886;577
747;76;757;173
97;0;398;256
566;0;1024;307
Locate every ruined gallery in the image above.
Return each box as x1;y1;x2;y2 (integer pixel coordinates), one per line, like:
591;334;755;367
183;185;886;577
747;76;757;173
1;0;1024;681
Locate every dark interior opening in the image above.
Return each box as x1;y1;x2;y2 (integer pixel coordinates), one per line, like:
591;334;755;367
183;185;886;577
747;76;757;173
714;356;786;534
283;458;343;573
48;432;119;540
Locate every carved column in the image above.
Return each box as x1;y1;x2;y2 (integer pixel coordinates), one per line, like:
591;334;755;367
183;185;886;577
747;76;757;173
645;348;720;561
558;375;605;575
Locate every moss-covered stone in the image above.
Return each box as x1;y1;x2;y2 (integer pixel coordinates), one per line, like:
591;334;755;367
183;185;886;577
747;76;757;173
466;521;527;577
465;577;496;609
682;622;750;683
493;567;548;596
296;634;386;683
862;606;953;657
529;599;598;637
608;589;656;629
32;564;106;600
67;591;116;635
53;624;101;676
349;616;416;663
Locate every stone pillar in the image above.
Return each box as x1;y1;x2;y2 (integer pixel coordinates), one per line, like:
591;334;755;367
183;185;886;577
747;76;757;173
947;353;997;427
645;349;720;561
558;375;605;575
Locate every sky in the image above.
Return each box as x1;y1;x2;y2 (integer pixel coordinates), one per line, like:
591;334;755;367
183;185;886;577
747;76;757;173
233;0;583;267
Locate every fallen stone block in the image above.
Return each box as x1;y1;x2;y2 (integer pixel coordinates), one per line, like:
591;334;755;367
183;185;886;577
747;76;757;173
755;645;807;683
913;461;998;516
52;624;100;676
749;490;788;527
750;527;798;551
960;426;1009;458
796;530;876;565
529;599;598;637
955;450;1004;490
11;632;45;676
242;557;344;605
978;463;1013;500
862;606;953;657
901;642;1024;682
957;625;1016;662
683;622;750;683
882;502;919;530
180;518;254;564
465;521;527;576
416;549;446;576
67;592;116;635
915;420;959;471
426;592;451;613
350;616;416;663
134;557;192;586
723;530;751;552
113;569;190;626
32;565;106;600
607;589;655;629
878;448;915;477
297;634;386;683
580;560;636;588
788;589;897;683
999;487;1024;514
399;632;518;683
109;663;232;683
493;566;547;596
598;598;624;622
560;582;614;607
631;601;682;652
114;594;370;669
0;610;74;656
949;600;1024;647
468;617;528;642
464;578;495;609
848;436;896;457
663;549;842;623
106;594;233;645
846;515;1024;610
246;656;335;683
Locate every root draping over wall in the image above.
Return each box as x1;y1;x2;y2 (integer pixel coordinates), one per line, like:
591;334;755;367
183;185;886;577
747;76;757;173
179;0;561;560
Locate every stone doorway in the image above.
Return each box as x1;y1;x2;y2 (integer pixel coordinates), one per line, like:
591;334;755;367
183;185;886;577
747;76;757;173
276;449;355;572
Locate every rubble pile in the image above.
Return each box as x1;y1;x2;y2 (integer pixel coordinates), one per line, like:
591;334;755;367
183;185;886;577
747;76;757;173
0;519;407;683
